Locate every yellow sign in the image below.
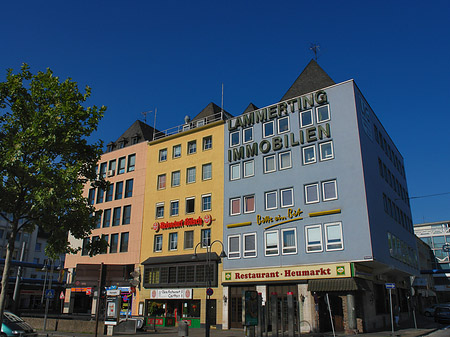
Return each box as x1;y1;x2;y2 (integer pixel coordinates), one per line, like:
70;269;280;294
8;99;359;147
223;263;351;283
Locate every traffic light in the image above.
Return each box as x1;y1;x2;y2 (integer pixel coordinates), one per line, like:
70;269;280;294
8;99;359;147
129;269;141;290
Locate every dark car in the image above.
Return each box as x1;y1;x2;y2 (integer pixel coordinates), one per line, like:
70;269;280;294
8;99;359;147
435;306;450;324
1;312;37;337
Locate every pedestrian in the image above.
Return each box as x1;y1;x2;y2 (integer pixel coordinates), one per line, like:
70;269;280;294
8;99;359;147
394;305;400;327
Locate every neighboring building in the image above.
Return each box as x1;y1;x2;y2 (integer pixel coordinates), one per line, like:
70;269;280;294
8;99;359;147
414;220;450;302
139;103;231;328
64;120;156;316
222;60;418;332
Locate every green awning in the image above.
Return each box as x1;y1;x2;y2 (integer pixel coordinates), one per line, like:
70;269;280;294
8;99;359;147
308;278;370;292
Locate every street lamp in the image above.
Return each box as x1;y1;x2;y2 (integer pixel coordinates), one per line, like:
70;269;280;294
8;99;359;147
192;239;226;337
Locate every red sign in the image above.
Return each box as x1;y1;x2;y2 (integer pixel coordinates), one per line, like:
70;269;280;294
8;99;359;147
86;288;92;296
153;215;213;231
60;291;65;300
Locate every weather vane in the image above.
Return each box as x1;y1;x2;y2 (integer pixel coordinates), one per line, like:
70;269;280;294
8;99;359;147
310;43;320;61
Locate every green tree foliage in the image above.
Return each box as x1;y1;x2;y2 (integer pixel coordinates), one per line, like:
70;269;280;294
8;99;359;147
0;64;107;317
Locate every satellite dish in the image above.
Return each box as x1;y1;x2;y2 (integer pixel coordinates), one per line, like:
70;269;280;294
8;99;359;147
184;115;191;123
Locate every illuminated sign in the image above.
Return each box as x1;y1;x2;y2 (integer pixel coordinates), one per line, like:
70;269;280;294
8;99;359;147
153;215;212;232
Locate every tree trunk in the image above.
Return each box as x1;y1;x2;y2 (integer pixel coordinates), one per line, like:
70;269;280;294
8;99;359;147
0;230;16;322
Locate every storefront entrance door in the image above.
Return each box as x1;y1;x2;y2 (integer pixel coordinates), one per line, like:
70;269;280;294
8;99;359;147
229;286;256;328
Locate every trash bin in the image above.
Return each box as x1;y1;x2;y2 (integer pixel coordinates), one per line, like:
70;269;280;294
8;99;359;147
178;320;189;337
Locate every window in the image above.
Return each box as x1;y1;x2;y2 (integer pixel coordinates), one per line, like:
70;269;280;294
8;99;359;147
110;234;119;253
101;234;109;254
264;155;276;173
305;225;323;252
325;222;343;251
108;160;116;176
118;157;126;174
186;197;195;214
88;189;95;205
265;231;279;256
187;140;196;154
243;127;253;143
122;205;131;225
99;162;107;178
154;235;163;252
95;211;101;228
282;228;297;254
115;181;123;200
120;232;129;252
106;184;114;202
278;116;290;134
202;194;212;212
159;149;167;162
230;163;240;180
127;154;136;172
170;200;179;216
244;195;255;213
300;109;313;128
263;121;275;138
280;188;294;208
201;229;211;247
184;231;194;249
322;180;338;201
82;238;90;256
305;183;319;204
157;174;166;190
171;171;181;187
35;242;42;252
169;232;178;250
125;179;133;198
265;191;277;210
319;141;334;161
112;207;121;226
228;235;240;259
279;151;292;170
96;188;104;204
103;209;111;228
173;144;181;158
156;203;164;218
316;104;330;123
230;131;240;147
33;257;39;264
243;233;257;258
203;136;212;150
302;145;316;165
230;198;241;215
186;167;196;183
202;163;212;180
243;160;254;178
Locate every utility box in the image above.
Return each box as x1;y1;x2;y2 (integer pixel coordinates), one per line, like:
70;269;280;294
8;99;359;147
178;320;189;337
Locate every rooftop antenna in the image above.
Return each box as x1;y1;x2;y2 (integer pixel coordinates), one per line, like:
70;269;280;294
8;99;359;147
152;108;157;141
221;83;224;120
310;43;320;61
141;110;152;124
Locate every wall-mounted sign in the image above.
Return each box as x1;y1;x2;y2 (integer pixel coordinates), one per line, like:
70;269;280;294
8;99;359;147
153;215;212;232
149;289;193;299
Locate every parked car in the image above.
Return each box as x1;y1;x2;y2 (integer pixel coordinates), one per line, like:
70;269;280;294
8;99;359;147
424;303;450;317
1;312;37;337
435;306;450;324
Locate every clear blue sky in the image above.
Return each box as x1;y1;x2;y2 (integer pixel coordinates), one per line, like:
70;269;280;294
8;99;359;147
1;0;449;224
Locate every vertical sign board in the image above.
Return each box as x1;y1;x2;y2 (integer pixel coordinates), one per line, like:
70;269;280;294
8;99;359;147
244;290;258;326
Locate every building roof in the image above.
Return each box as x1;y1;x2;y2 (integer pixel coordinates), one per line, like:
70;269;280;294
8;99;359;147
280;59;335;101
106;120;158;152
242;103;258;114
191;102;233;122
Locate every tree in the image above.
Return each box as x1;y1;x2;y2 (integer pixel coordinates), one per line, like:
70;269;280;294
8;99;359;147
0;64;107;319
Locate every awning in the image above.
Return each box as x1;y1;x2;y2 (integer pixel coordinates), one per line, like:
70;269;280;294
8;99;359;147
308;278;370;292
141;252;219;265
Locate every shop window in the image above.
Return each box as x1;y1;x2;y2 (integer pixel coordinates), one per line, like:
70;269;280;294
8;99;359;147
173;144;181;158
157;174;166;190
243;160;254;178
319;141;334;161
170;200;179;216
201;229;211;247
118;157;126;174
122;205;131;225
305;225;323;253
230;131;240;147
280;188;294;208
305;183;319;204
154;235;162;252
120;232;129;252
110;234;119;253
230;163;240;181
322;180;338;201
316;104;330;123
278;116;290;134
265;231;279;256
202;194;212;212
243;127;253;143
243;233;257;258
265;191;277;210
228;235;240;259
302;145;316;165
244;195;255;213
230;198;241;216
300;109;313;128
186;197;195;214
112;207;121;226
325;222;343;251
115;181;123;200
263;120;275;138
187;167;196;183
279;151;292;170
187;140;197;154
159;148;167;162
202;163;212;180
156;203;164;218
264;155;276;173
184;231;194;250
172;171;181;187
169;232;178;251
203;136;212;150
282;228;297;254
125;179;133;198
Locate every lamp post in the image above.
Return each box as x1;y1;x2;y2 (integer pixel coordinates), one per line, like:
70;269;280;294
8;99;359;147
192;239;226;337
43;259;61;331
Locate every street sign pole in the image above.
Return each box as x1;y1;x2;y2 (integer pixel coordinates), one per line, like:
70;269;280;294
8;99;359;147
389;288;394;336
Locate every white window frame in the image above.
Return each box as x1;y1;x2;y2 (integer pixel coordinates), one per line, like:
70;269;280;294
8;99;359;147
171;170;181;187
170;200;179;217
319;141;334;161
203;136;212;150
325;222;344;251
278;151;292;170
154;235;163;252
228;235;241;259
322;180;338;201
202;194;212;212
263;120;275;138
157;174;166;190
186;167;196;184
305;225;323;253
265;230;279;256
187;140;197;154
305;183;320;204
173;144;181;158
230;197;241;216
230;163;241;181
243;195;255;213
281;228;297;255
302;145;316;165
156;203;164;219
185;197;195;214
243;232;257;258
243;160;254;178
280;188;294;208
202;163;212;181
265;191;278;210
300;109;314;128
169;232;178;251
159;148;167;162
243;127;253;143
277;116;290;134
316;104;330;123
230;131;240;147
263;155;276;173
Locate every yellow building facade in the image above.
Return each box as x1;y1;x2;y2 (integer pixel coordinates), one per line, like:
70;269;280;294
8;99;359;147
139;119;226;329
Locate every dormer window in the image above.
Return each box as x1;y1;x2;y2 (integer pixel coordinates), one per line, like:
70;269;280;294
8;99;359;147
131;133;141;145
106;142;115;153
118;138;128;149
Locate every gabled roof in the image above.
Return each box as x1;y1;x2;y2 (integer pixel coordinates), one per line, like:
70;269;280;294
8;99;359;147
115;120;157;143
191;102;233;122
280;59;335;102
242;103;258;114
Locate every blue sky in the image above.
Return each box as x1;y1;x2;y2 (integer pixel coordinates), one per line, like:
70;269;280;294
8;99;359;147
1;0;449;224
